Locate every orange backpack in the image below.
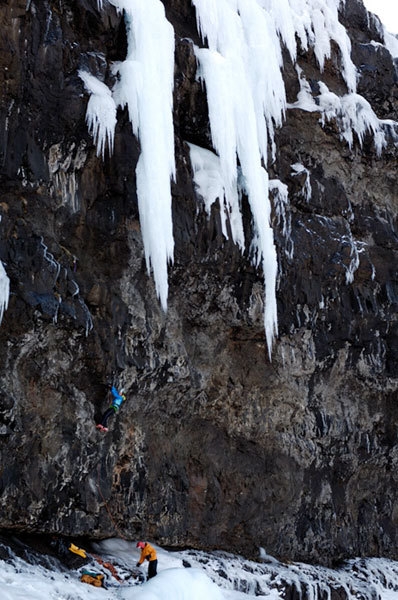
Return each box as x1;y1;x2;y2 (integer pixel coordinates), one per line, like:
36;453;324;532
80;573;105;587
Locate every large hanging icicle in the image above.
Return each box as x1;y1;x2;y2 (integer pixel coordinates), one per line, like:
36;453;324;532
83;0;176;311
191;0;288;356
111;0;175;311
107;0;175;311
189;0;360;356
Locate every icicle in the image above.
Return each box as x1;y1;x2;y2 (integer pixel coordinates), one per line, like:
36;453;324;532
287;0;357;93
78;71;117;159
101;0;176;311
291;164;312;202
190;0;359;355
39;237;61;283
187;143;245;248
0;216;10;326
80;0;397;358
269;179;294;260
288;73;388;155
192;0;284;356
342;236;366;284
0;260;9;326
339;93;387;156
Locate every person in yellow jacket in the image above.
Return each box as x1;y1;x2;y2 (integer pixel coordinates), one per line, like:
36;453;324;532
136;541;158;579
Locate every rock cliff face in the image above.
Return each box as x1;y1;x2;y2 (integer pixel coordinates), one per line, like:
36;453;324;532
0;0;397;566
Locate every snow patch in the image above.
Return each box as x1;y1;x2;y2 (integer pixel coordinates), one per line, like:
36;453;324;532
126;568;225;600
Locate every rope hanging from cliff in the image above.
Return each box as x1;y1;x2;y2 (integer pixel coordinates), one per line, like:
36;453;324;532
96;463;128;541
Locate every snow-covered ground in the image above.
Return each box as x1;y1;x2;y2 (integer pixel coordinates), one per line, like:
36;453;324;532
2;537;398;600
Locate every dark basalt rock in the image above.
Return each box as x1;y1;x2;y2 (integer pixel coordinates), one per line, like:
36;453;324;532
0;0;397;567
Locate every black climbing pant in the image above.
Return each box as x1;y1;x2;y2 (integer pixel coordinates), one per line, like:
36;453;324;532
148;559;158;579
99;407;116;427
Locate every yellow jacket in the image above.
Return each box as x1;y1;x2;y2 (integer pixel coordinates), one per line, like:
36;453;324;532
137;543;157;564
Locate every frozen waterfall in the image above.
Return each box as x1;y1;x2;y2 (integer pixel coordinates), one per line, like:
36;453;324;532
79;0;397;357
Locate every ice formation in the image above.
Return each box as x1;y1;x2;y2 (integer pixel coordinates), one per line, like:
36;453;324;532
0;260;9;326
188;0;359;355
269;179;294;261
0;217;10;326
83;0;175;311
79;0;397;356
288;69;393;156
3;537;398;600
188;143;245;250
78;71;116;159
384;30;398;58
110;0;175;311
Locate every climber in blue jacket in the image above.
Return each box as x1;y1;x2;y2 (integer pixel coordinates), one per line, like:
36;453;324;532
96;385;126;432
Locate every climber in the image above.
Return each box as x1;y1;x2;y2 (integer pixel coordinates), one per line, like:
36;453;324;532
96;385;126;432
136;541;158;579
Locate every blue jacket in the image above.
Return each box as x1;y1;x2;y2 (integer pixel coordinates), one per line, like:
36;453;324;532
110;386;125;410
